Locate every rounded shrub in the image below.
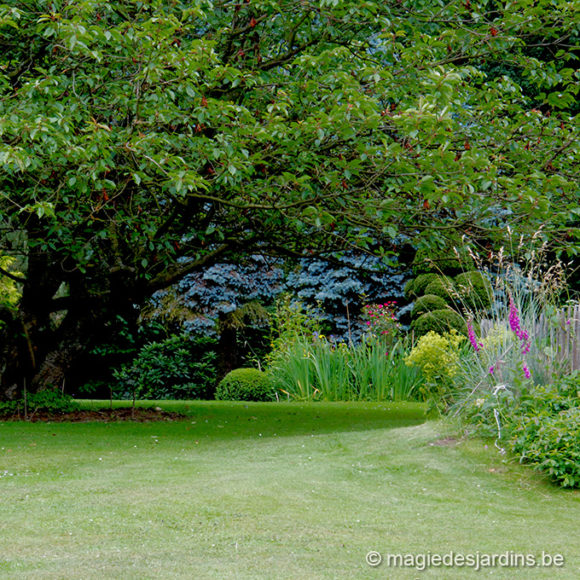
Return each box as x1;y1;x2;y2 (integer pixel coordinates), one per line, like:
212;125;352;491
411;294;449;320
215;368;275;402
423;277;455;301
454;271;492;310
404;279;416;300
406;273;439;299
411;309;467;337
412;243;474;274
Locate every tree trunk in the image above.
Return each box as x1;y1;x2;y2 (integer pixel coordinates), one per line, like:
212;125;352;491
216;322;240;381
0;306;25;399
0;268;139;399
0;302;90;398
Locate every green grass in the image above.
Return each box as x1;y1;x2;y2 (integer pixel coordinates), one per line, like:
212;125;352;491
0;401;578;579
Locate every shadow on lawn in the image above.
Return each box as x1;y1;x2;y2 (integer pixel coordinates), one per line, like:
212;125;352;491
67;400;430;439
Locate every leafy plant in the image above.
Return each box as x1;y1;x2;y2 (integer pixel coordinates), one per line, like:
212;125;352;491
423;277;456;301
508;373;580;488
451;250;573;421
0;388;79;418
361;301;401;349
405;330;465;407
269;331;423;403
404;273;439;300
0;255;21;311
113;335;218;401
268;338;317;401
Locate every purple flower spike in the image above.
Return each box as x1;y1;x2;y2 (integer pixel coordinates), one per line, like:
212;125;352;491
509;297;522;337
523;363;531;379
509;296;531;351
467;320;480;352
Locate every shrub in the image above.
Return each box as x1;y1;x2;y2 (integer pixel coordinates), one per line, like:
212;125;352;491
403;279;416;300
411;309;467;337
404;273;439;299
113;335;218;400
423;276;455;301
454;271;492;310
405;331;464;383
508;373;580;488
361;301;401;348
0;389;79;417
0;400;18;416
410;294;449;320
215;368;276;402
412;246;468;274
404;330;464;407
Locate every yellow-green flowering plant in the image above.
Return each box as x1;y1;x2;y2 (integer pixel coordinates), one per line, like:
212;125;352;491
404;330;465;408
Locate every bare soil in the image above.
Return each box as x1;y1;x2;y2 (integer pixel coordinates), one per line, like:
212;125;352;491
0;407;186;422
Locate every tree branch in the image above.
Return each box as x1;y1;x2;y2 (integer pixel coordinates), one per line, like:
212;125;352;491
146;242;234;293
0;265;26;284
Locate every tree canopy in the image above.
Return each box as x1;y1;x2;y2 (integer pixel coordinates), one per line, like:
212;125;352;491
0;0;578;394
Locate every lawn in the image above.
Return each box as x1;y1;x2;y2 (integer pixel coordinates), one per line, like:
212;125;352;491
0;401;578;579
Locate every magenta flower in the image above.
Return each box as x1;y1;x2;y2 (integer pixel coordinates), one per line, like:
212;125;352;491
509;296;532;356
523;363;531;379
489;365;495;375
508;296;523;338
467;320;481;352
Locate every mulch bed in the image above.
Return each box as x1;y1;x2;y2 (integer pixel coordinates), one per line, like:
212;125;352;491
0;407;187;423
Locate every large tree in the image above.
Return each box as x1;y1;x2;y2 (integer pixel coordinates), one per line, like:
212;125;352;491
0;0;578;396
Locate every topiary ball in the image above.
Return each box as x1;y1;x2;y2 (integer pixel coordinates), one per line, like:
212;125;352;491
215;368;276;402
404;279;416;300
405;273;439;299
454;271;492;311
423;277;455;301
411;243;474;275
410;309;467;337
411;294;450;320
